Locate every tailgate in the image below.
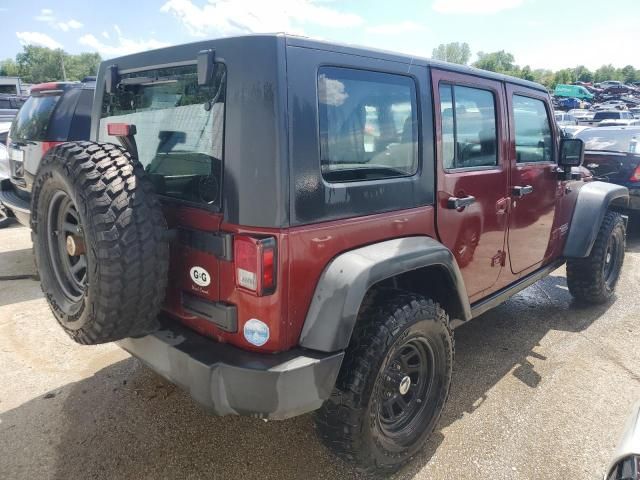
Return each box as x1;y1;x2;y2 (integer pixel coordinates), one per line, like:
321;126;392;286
584;151;640;183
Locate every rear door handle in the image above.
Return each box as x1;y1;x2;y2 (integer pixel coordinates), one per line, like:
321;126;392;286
447;195;476;209
512;185;533;198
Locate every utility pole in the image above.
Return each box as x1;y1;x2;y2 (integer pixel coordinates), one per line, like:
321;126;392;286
60;52;67;81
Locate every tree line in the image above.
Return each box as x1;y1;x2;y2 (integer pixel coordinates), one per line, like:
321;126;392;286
1;42;638;89
0;45;101;84
432;42;639;88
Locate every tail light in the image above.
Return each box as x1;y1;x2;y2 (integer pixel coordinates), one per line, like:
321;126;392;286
234;236;277;296
631;165;640;182
42;141;61;156
107;123;134;136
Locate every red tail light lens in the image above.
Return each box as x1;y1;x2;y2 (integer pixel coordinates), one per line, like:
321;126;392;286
107;123;133;136
42;141;61;155
234;236;277;296
631;165;640;182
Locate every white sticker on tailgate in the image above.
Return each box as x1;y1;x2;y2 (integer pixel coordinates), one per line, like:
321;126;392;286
190;266;211;287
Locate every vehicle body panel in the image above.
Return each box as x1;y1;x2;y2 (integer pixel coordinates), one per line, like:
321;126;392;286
431;68;510;301
554;84;594;100
576;126;640;210
0;80;94;226
505;83;561;274
87;34;588;358
62;33;632;420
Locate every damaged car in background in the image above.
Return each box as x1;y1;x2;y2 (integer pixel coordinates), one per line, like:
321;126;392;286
576;126;640;215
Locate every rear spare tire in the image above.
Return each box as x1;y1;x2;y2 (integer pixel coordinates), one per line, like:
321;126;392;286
31;141;168;344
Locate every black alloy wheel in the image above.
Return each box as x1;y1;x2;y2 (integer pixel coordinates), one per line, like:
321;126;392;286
46;190;87;302
376;338;435;444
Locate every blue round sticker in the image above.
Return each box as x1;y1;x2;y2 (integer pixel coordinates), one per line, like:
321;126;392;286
243;319;270;347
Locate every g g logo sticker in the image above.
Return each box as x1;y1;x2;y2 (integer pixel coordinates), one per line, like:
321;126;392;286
190;266;211;287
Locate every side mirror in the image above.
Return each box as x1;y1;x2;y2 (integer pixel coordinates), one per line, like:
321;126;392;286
197;49;215;86
559;138;584;168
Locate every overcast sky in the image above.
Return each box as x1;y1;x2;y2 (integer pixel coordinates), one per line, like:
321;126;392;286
1;0;639;71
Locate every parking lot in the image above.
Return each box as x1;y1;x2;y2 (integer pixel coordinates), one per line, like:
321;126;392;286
0;222;638;480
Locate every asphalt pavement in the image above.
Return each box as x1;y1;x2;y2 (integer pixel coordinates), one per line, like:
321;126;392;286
0;222;639;480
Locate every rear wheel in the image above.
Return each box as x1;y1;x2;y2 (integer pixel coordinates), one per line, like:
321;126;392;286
566;211;626;305
31;141;169;344
315;291;453;474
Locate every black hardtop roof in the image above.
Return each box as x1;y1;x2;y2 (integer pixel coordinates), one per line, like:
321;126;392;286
104;33;547;94
285;35;547;92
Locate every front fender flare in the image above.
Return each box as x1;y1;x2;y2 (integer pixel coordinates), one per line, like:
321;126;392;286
564;181;628;258
298;236;471;353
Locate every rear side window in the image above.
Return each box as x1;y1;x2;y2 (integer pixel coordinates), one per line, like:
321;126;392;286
100;64;226;208
513;95;554;163
317;67;418;183
438;84;498;169
9;94;61;141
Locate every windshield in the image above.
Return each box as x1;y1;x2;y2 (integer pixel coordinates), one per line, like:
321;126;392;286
576;127;640;152
9;94;61;141
100;63;226;208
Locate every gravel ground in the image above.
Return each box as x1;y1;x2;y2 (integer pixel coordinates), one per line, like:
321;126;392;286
0;222;639;480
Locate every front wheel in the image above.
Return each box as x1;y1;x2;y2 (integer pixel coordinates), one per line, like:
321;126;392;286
314;291;453;474
566;210;626;305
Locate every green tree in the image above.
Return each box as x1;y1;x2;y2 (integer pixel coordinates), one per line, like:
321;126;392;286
4;45;102;83
431;42;472;65
593;64;621;83
518;65;535;81
65;52;101;80
0;59;21;77
620;65;637;83
573;65;593;83
15;45;67;83
473;50;516;73
553;68;574;87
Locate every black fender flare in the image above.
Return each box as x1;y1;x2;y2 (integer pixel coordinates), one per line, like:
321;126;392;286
564;181;629;258
298;236;471;353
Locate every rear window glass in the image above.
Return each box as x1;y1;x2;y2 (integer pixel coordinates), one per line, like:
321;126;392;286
100;64;226;208
0;85;17;95
317;67;418;183
594;111;623;121
9;94;60;141
576;127;640;152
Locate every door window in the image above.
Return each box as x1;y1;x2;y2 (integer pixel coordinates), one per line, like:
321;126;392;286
317;66;418;183
438;84;498;170
513;95;554;163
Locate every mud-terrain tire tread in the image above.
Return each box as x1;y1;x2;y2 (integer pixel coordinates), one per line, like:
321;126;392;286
566;210;625;305
31;141;168;344
314;289;454;474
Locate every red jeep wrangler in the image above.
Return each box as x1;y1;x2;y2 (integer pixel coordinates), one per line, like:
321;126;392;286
30;35;629;473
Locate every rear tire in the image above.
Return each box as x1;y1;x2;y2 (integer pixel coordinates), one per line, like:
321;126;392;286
566;210;625;305
31;141;169;344
314;290;453;474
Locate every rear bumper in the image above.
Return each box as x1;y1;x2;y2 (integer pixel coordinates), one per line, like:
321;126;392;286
0;178;30;226
117;318;344;420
